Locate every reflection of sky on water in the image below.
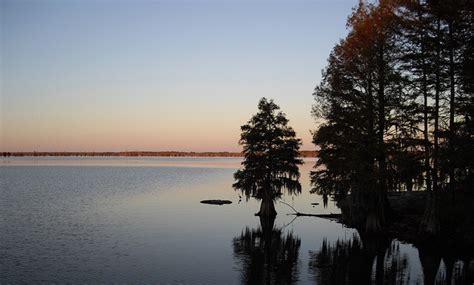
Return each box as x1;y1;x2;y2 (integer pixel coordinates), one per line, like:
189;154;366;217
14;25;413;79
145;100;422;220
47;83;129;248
1;156;245;168
0;158;470;283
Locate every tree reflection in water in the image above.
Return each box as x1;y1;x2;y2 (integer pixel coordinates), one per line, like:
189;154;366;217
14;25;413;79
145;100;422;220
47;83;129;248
417;244;473;285
309;234;411;285
233;215;301;284
309;234;474;285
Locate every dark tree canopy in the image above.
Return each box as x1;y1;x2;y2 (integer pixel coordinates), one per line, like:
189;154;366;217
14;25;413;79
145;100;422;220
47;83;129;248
233;98;302;210
311;0;474;234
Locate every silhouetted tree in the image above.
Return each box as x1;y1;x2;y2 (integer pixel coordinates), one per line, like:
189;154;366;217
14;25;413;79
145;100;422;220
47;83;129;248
311;0;473;235
234;98;302;217
311;1;403;232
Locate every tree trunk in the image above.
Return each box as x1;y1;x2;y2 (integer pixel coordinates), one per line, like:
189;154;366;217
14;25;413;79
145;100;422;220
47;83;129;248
407;179;413;192
257;198;276;217
367;73;377;188
448;20;456;202
419;7;432;192
366;36;387;233
433;17;441;194
366;210;383;233
377;38;387;197
257;188;277;217
365;193;385;233
420;192;440;236
421;16;441;236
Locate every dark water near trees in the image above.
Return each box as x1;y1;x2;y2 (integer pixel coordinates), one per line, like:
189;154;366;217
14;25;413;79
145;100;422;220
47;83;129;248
0;158;471;283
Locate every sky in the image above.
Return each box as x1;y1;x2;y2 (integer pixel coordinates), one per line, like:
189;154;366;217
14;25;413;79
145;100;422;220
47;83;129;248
1;0;357;152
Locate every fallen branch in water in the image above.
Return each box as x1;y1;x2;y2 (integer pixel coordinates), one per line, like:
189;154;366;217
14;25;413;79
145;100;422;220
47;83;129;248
279;201;341;220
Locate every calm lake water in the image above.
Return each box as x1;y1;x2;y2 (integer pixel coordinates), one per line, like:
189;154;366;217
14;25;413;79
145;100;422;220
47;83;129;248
0;157;465;284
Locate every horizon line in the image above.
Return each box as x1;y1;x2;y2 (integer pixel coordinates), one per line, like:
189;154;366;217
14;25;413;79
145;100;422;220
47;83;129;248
1;150;318;158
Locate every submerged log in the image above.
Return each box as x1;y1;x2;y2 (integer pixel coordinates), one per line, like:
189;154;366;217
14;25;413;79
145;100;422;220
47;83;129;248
200;199;232;205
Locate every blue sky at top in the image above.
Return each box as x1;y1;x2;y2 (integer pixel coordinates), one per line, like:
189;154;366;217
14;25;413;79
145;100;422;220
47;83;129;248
1;0;357;151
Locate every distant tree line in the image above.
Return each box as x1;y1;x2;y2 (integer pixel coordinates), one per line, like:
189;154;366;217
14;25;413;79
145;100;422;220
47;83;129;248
311;0;473;234
4;151;243;157
1;150;318;158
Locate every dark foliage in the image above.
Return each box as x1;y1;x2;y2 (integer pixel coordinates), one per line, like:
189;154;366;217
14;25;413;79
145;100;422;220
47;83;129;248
311;0;473;234
233;98;302;215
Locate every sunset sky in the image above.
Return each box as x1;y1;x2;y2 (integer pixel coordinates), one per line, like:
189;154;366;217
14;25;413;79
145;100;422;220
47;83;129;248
1;0;357;152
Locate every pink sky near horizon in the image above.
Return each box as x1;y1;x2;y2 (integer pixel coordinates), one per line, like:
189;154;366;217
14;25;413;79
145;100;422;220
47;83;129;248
1;101;318;152
1;0;355;152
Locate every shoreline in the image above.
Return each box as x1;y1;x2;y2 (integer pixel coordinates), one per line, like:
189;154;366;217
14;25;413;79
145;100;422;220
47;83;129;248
340;191;474;261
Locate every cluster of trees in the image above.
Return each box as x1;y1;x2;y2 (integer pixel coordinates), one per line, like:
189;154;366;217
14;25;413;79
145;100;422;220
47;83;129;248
311;0;473;233
229;1;473;281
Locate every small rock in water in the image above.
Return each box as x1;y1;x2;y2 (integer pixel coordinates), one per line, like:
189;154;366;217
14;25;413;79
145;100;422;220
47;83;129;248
200;199;232;205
